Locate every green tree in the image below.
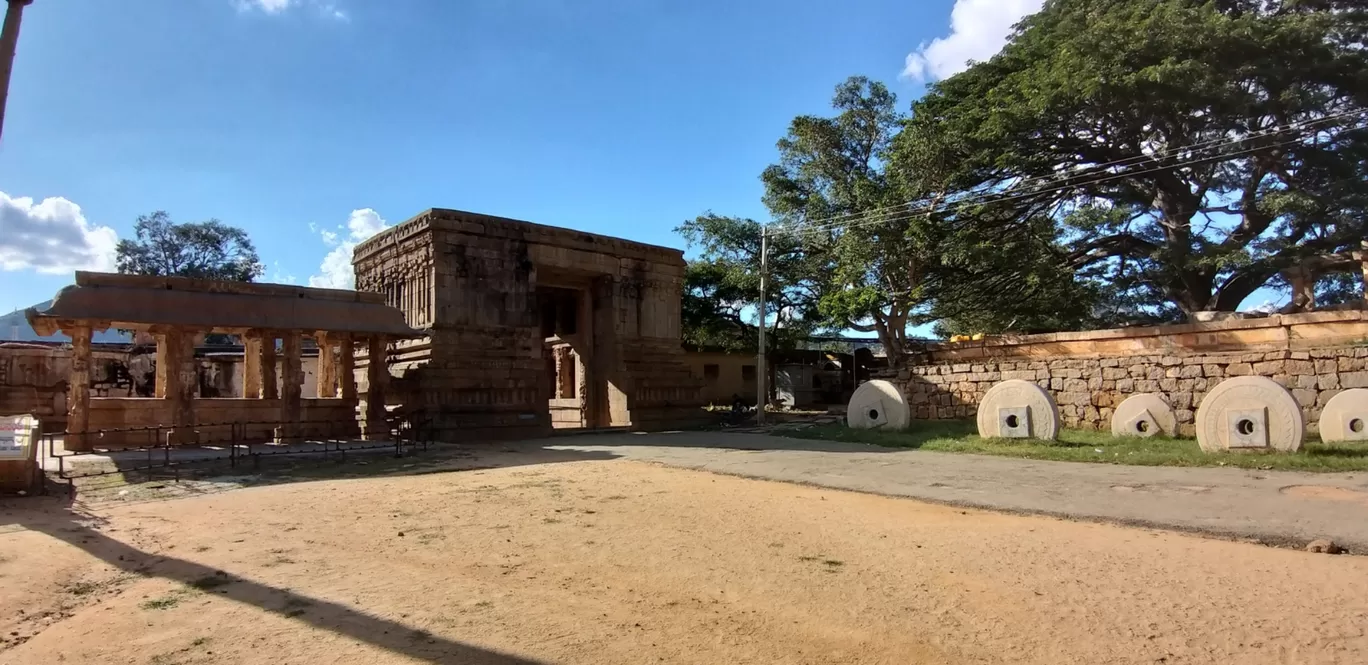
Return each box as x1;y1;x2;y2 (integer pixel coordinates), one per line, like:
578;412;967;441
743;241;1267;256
115;211;264;282
758;76;935;359
677;213;826;353
904;0;1368;320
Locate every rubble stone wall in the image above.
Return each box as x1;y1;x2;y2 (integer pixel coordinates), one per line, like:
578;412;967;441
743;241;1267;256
881;311;1368;436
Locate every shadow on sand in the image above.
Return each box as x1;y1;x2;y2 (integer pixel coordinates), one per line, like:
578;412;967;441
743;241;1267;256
3;442;632;664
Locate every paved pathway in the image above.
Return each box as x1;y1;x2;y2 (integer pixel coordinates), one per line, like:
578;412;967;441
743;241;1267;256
534;431;1368;551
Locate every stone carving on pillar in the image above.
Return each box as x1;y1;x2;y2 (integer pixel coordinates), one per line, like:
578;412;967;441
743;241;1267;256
66;325;93;450
277;332;303;442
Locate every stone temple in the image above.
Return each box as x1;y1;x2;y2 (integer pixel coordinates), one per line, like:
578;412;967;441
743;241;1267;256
352;208;707;439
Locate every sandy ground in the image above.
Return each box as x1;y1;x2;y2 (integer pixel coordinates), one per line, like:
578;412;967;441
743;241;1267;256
2;458;1367;665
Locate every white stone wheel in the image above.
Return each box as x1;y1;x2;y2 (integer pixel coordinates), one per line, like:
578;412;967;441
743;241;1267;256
1318;388;1368;443
976;379;1060;441
1195;376;1305;453
1110;393;1177;438
846;380;910;430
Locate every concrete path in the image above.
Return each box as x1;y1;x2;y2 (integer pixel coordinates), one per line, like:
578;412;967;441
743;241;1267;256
534;431;1368;551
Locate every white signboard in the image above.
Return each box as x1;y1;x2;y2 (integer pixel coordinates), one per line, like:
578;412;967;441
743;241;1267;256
0;416;37;460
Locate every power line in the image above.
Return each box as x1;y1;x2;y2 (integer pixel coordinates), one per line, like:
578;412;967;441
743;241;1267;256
767;108;1367;238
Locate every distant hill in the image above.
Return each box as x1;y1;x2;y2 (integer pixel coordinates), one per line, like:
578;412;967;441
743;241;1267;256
0;299;131;344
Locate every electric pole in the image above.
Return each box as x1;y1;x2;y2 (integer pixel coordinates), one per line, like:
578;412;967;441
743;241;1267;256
0;0;34;143
756;224;768;425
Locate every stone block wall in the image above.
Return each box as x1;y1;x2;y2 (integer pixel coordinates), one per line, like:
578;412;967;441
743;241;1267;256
882;311;1368;437
895;347;1368;436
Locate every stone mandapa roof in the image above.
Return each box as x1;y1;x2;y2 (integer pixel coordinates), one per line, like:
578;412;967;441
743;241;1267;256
25;272;423;338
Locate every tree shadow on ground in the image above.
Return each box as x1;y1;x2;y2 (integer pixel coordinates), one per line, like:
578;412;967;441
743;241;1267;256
531;429;906;454
53;441;623;506
2;500;551;664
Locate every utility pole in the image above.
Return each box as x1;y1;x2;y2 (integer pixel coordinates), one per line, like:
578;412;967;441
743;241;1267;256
0;0;34;143
756;224;768;425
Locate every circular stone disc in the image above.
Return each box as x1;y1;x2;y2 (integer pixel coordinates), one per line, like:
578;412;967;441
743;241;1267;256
1110;393;1177;438
1318;388;1368;442
976;379;1060;440
846;380;910;430
1195;376;1304;453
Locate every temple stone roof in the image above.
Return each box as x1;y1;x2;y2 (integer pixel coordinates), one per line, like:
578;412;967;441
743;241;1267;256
25;272;422;338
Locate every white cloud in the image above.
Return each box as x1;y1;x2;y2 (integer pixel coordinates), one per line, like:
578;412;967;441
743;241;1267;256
234;0;348;21
0;192;118;275
236;0;295;14
902;0;1045;81
271;261;298;285
308;208;389;289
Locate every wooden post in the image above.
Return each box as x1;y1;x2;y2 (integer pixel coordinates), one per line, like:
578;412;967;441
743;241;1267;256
315;332;337;398
364;335;388;439
277;331;302;442
65;324;92;451
243;333;262;399
259;333;278;400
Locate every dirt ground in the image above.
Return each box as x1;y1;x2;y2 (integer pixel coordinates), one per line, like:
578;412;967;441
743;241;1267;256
2;456;1367;665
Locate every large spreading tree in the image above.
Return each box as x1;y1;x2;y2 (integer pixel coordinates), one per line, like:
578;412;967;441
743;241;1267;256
115;211;264;282
904;0;1368;320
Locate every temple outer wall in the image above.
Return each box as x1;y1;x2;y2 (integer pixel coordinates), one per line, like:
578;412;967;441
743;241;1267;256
880;310;1368;437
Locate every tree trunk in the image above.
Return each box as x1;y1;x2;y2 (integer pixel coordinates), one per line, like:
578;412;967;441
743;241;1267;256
1281;266;1317;314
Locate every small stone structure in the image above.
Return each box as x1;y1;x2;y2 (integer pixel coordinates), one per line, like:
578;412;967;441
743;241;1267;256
352;208;706;439
25;272;420;450
887;311;1368;437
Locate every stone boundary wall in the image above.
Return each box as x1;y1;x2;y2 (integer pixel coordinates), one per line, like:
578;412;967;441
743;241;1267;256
882;311;1368;437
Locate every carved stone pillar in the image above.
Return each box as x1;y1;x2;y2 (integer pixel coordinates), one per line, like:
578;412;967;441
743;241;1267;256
338;334;356;402
363;335;388;439
65;325;92;451
158;329;197;445
243;333;262;398
276;332;303;442
259;333;278;400
316;332;337;398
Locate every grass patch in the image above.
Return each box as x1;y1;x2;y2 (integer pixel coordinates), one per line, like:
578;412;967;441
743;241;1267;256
141;595;182;610
66;580;102;596
785;420;1368;472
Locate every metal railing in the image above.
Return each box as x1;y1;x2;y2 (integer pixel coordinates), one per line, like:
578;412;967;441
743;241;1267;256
44;413;433;495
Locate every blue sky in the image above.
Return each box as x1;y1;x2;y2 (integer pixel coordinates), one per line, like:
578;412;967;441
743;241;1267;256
0;0;1280;325
0;0;1051;316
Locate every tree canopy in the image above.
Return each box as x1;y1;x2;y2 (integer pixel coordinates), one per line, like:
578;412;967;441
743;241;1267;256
680;0;1367;354
903;0;1368;319
115;212;264;282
